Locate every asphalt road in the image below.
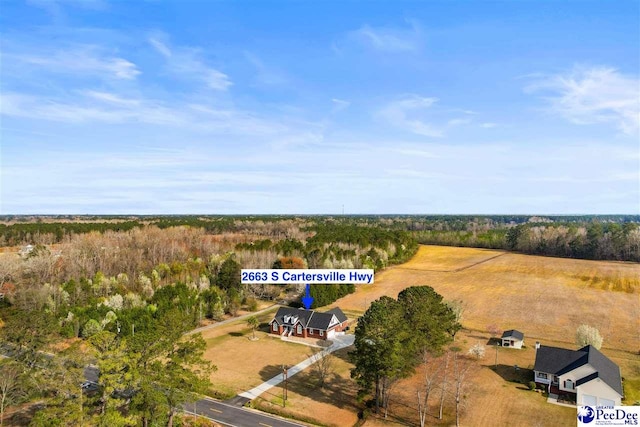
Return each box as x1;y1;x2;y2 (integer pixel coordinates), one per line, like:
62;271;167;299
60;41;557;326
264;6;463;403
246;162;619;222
183;397;305;427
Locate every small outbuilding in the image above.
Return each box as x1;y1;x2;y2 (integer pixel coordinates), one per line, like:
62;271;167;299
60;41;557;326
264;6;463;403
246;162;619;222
501;329;524;349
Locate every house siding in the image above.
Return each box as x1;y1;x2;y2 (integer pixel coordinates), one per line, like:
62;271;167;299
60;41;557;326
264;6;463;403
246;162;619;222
558;365;596;393
502;338;524;349
577;379;622;406
534;370;552;385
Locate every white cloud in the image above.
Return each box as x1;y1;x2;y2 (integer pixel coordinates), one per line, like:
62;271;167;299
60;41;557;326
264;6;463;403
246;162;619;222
148;36;231;91
331;98;351;112
350;21;423;52
481;122;497;128
11;47;140;80
378;95;470;137
525;66;640;135
0;91;288;135
149;37;172;58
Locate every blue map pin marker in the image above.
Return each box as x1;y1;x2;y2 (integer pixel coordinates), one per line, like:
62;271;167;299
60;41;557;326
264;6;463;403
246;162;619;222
301;283;314;309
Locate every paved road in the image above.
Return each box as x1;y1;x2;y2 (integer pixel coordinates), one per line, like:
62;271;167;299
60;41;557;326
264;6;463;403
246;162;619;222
183;397;305;427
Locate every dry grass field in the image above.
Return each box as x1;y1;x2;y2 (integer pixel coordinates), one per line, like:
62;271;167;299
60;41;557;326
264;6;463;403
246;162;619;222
200;308;313;397
375;329;577;427
331;245;639;351
201;245;639;426
325;245;639;426
253;347;361;427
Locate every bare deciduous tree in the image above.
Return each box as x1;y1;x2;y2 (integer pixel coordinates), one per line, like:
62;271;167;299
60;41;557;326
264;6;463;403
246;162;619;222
438;351;450;420
417;353;443;427
0;363;23;427
453;353;472;427
310;348;334;388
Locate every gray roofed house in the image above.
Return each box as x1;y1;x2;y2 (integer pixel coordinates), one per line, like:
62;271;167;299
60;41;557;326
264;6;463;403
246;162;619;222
269;306;349;340
533;344;623;406
501;329;524;349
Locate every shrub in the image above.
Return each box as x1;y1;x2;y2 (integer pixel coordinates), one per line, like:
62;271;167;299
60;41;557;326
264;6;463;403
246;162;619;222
81;319;102;338
246;297;259;312
528;381;536;390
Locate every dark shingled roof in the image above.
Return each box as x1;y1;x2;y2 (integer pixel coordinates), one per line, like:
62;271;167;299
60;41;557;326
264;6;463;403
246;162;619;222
271;307;314;326
325;307;348;323
270;306;348;331
501;329;524;341
307;312;335;330
534;345;623;396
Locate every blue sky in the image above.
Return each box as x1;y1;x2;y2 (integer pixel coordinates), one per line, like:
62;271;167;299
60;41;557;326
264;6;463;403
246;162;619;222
1;0;638;214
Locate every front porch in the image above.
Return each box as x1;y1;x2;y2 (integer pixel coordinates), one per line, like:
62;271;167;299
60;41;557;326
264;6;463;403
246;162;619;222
547;384;576;406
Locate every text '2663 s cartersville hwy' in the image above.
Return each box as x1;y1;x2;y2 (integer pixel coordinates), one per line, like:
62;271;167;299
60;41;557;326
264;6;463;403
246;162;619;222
241;269;374;284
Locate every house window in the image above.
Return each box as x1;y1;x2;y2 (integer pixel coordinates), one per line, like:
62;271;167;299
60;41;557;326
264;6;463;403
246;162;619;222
297;325;302;334
272;323;277;331
320;330;324;336
537;372;548;379
504;341;510;347
565;379;574;390
309;329;314;334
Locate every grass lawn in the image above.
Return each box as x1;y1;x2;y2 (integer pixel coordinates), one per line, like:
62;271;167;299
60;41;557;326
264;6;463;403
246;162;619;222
253;347;361;427
201;308;313;397
365;329;576;427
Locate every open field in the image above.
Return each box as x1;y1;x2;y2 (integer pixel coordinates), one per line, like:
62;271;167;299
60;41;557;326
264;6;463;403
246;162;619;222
201;245;639;426
326;245;639;426
330;245;640;351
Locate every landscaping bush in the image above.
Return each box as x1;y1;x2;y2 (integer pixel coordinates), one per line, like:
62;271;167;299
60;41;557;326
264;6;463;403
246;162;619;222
528;381;536;390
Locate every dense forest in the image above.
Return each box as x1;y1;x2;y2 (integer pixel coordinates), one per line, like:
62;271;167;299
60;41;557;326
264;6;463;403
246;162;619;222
0;217;420;425
1;214;638;261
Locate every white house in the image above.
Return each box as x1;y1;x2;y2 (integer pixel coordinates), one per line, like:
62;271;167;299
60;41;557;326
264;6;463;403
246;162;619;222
533;344;623;406
501;329;524;349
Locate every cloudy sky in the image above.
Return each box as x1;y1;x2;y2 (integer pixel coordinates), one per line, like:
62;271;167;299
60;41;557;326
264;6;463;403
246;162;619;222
1;0;638;214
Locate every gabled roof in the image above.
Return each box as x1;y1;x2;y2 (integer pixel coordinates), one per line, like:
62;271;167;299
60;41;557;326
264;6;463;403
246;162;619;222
270;307;314;326
325;307;348;323
578;345;623;396
534;344;623;396
307;312;335;330
501;329;524;340
534;345;584;374
270;306;348;331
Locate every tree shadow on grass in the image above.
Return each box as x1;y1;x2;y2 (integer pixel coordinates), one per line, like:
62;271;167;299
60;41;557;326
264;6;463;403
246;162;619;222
228;331;244;337
257;364;360;411
488;363;534;386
